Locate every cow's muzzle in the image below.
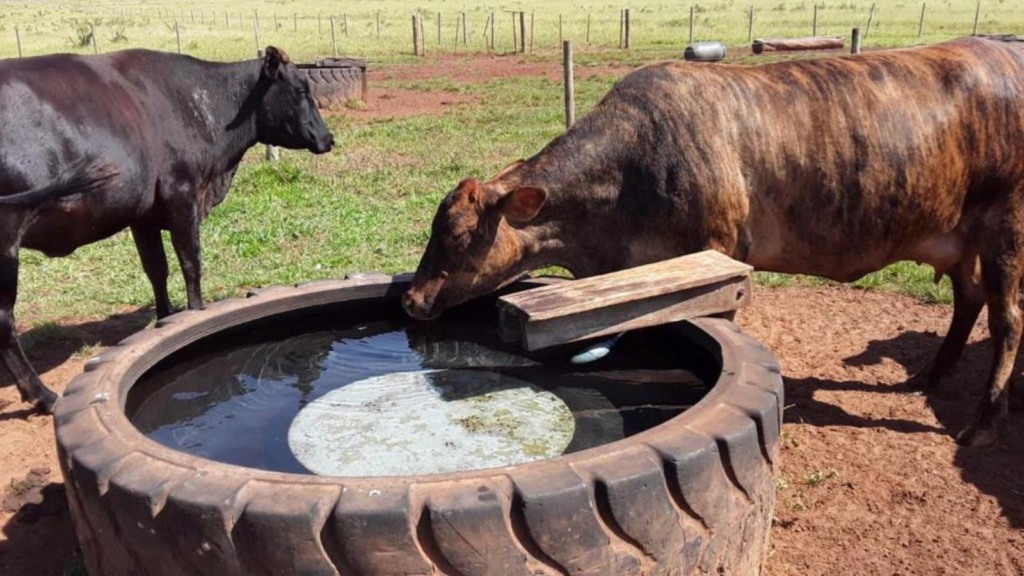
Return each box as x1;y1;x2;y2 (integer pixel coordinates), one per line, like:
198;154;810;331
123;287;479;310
402;273;448;321
310;132;334;154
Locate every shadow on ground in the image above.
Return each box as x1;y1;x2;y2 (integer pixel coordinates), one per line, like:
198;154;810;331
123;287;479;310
0;308;152;575
783;329;1024;529
0;479;78;575
0;307;153;389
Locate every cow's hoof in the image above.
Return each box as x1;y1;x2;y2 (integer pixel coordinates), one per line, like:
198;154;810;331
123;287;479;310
32;389;58;415
955;424;999;448
905;367;941;390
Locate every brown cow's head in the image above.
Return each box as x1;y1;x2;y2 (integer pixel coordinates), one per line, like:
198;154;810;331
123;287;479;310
402;175;548;320
255;46;334;154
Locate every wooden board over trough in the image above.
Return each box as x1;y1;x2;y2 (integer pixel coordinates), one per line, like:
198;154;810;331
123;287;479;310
497;250;753;351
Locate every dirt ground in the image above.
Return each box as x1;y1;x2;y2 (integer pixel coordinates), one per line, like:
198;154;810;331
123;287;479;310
1;285;1021;575
2;54;1022;575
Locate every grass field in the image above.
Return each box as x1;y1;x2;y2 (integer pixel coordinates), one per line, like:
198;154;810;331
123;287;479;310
2;0;997;336
1;0;1021;62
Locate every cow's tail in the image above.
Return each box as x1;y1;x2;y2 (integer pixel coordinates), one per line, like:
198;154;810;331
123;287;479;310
0;158;117;210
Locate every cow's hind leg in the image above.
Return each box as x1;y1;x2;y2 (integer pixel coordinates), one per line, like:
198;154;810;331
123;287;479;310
0;232;57;412
910;254;984;389
131;223;173;319
956;219;1024;447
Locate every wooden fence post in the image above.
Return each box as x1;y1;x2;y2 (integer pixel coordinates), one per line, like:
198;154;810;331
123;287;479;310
618;8;626;49
748;5;754;42
294;13;297;32
15;26;22;58
91;24;98;54
689;6;695;44
918;3;926;37
865;3;875;39
412;14;423;56
973;1;981;35
376;11;381;38
175;20;182;53
851;27;861;53
438;13;442;45
586;13;591;44
563;41;574;128
462;11;467;46
812;4;818;36
344;14;349;36
490;11;495;50
559;15;563;45
530;12;534;52
519;11;526;53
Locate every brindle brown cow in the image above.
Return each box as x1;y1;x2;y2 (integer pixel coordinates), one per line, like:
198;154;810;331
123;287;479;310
403;36;1024;447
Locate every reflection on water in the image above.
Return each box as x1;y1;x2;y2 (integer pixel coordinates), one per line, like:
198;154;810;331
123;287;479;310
127;302;714;475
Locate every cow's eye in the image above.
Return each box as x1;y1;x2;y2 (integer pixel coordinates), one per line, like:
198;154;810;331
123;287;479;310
447;231;471;250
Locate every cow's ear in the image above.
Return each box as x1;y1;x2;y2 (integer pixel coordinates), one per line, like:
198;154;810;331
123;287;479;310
499;186;547;223
262;46;290;79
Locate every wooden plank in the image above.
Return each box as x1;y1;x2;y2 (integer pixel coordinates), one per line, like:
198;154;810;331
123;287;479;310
497;251;752;351
499;250;751;322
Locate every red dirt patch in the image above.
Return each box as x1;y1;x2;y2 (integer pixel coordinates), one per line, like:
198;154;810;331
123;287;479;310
324;53;628;120
325;86;478;120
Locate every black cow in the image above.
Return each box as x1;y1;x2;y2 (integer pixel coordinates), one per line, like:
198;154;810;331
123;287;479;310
0;46;334;413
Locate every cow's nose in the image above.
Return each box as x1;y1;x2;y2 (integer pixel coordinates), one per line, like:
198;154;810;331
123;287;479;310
402;290;440;320
401;291;422;318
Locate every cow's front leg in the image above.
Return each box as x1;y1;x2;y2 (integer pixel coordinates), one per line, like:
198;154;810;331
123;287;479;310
909;255;984;389
0;245;57;412
168;201;204;311
956;245;1022;447
131;223;173;319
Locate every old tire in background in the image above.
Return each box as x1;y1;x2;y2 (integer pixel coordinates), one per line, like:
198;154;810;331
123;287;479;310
297;57;367;110
55;275;783;576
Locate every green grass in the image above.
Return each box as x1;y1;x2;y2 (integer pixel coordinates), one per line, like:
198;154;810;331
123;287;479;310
5;3;963;328
14;64;952;331
0;0;1020;63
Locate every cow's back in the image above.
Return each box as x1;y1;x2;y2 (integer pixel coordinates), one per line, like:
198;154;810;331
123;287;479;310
603;37;1024;280
0;52;176;254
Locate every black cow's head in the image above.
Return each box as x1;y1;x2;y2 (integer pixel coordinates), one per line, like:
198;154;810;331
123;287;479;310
255;46;334;154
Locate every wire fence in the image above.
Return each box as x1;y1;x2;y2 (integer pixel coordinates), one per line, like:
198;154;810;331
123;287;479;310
1;2;1019;63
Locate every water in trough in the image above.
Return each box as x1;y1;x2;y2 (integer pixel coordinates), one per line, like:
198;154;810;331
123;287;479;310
127;300;715;476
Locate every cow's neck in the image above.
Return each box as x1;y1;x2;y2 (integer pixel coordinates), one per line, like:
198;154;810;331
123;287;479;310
504;114;637;278
206;60;265;171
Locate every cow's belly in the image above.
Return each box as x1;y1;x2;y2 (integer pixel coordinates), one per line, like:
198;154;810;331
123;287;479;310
22;194;154;257
748;228;966;282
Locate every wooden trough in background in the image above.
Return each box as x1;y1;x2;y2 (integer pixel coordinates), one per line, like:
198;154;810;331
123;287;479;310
498;250;752;351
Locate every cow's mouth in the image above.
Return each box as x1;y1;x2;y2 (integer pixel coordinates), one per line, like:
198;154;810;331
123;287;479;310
402;272;449;321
